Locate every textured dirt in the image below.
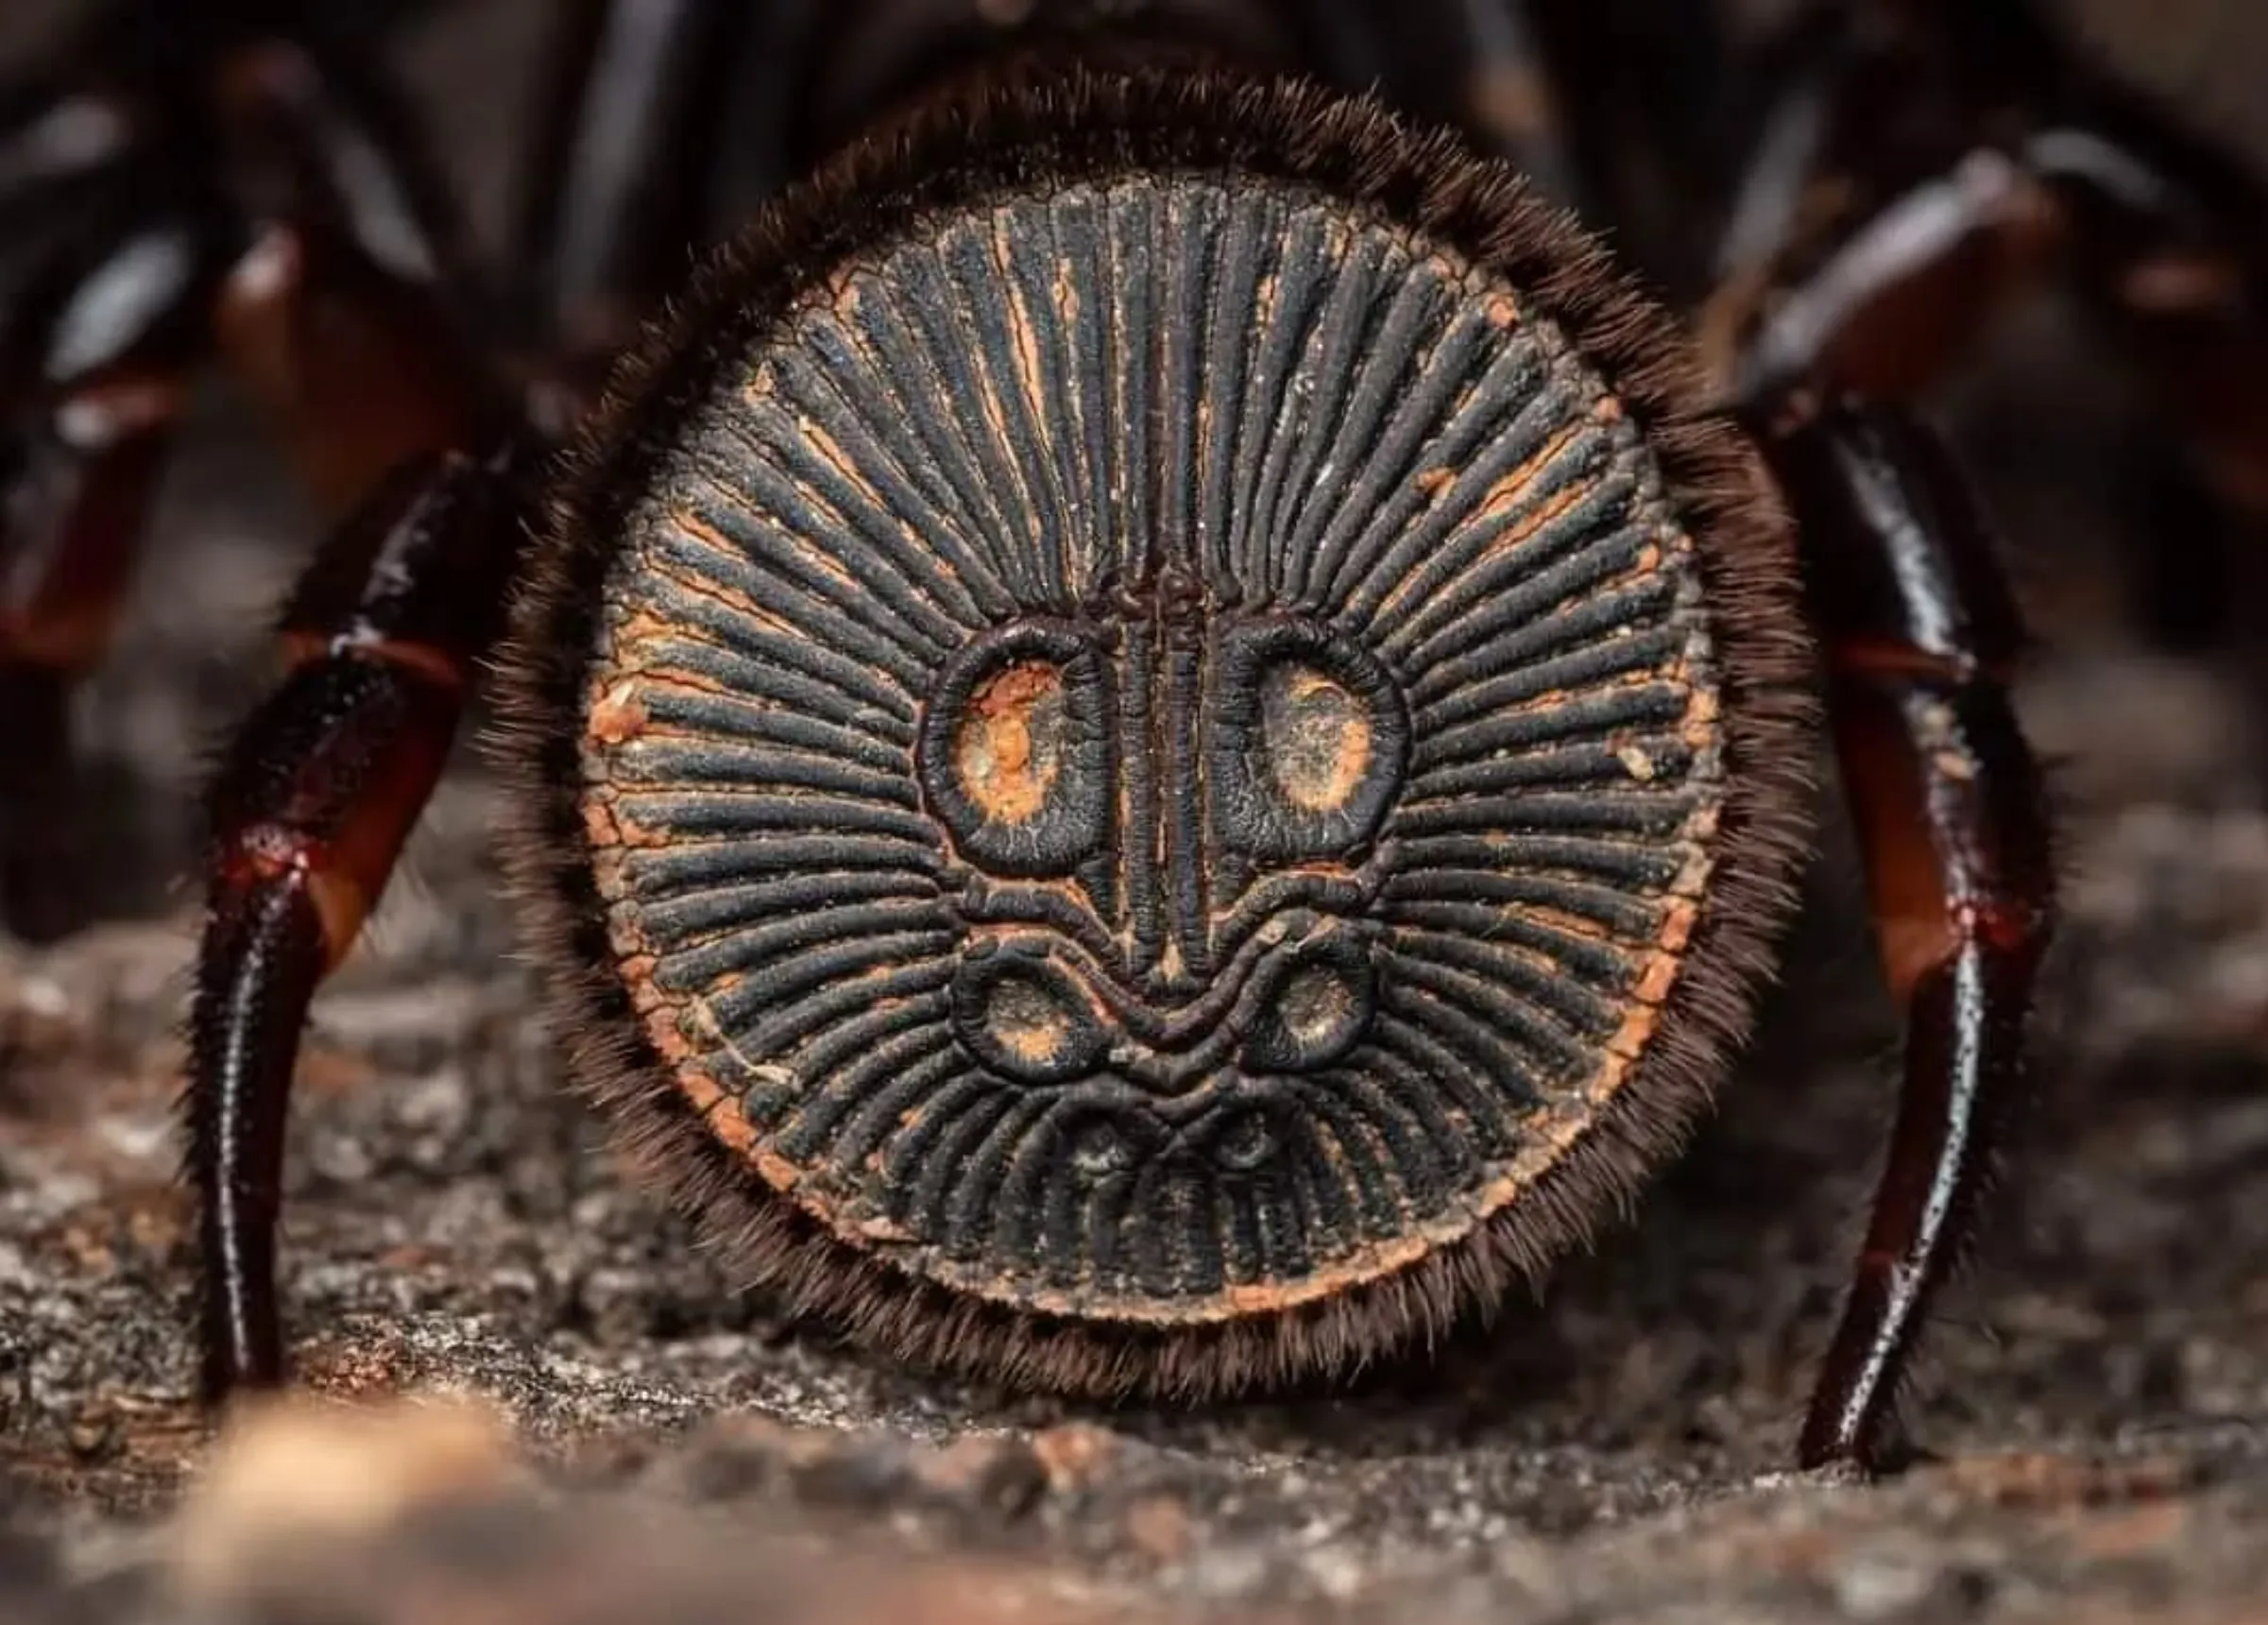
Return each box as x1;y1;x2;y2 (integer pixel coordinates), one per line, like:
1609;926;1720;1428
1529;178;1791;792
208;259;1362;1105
4;2;2268;1621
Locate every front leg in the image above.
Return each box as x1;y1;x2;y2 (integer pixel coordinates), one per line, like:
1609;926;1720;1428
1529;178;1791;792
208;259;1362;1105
1749;391;2056;1472
188;440;534;1399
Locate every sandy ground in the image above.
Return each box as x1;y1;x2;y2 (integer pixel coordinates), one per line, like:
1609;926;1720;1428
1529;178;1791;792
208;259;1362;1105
2;3;2267;1621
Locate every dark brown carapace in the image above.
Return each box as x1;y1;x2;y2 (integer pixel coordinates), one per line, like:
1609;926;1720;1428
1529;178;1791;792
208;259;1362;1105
9;0;2264;1476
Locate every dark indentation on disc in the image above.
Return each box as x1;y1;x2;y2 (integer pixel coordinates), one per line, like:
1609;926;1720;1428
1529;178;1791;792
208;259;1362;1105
578;173;1731;1326
1209;616;1409;864
950;937;1113;1086
916;620;1117;878
1239;932;1377;1074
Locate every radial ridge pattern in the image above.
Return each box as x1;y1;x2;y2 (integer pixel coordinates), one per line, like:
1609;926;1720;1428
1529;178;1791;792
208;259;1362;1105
574;173;1731;1325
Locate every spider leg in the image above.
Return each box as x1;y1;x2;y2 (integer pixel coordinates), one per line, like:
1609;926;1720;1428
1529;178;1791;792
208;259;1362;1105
1512;0;1744;298
213;206;495;516
2024;118;2268;518
0;169;241;941
0;3;493;942
1748;391;2055;1473
0;67;138;227
200;25;498;510
1702;0;2268;506
188;439;536;1399
510;0;755;401
179;21;530;1400
1328;0;1584;221
1703;138;2068;411
1706;0;2268;760
0;0;444;231
2028;117;2268;691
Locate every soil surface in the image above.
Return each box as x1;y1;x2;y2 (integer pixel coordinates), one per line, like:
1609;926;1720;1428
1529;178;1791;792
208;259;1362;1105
3;3;2268;1621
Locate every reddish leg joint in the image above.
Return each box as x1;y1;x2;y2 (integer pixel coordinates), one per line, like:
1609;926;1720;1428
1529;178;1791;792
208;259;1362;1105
1753;394;2055;1472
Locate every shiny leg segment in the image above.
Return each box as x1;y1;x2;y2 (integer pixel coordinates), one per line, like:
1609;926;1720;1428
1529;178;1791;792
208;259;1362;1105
187;440;536;1400
1706;8;2268;776
1704;0;2268;516
0;63;137;227
0;168;239;940
1753;393;2056;1472
510;0;754;403
201;18;502;513
1697;0;2077;397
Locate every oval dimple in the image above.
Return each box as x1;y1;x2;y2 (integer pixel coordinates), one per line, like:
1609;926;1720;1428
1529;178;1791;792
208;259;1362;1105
954;659;1066;826
916;620;1115;879
1240;936;1377;1075
948;942;1112;1086
1262;661;1371;814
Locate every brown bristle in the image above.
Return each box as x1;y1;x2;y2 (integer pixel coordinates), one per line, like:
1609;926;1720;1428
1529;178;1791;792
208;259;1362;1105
486;62;1820;1400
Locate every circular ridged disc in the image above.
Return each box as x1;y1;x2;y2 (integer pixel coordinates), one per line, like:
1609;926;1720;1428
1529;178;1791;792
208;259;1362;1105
575;173;1731;1325
505;72;1815;1393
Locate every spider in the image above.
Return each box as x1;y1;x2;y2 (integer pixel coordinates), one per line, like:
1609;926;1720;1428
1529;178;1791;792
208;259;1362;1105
0;0;2259;1479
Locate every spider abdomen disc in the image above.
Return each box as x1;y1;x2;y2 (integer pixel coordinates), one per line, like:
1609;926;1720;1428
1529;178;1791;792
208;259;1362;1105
502;70;1815;1395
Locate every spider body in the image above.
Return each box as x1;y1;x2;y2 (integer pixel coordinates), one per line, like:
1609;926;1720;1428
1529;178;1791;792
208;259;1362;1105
2;0;2259;1474
501;67;1813;1403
